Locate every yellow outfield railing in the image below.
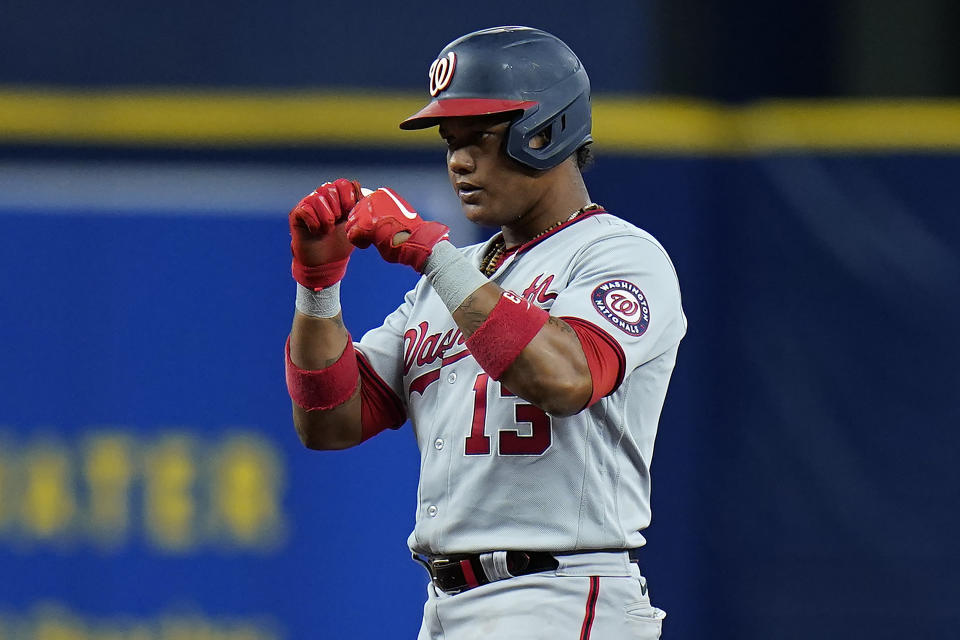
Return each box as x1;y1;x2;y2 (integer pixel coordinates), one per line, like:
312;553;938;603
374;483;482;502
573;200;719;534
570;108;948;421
0;86;959;153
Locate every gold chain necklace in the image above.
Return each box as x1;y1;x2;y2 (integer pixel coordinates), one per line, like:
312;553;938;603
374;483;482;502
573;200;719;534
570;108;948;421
479;203;602;277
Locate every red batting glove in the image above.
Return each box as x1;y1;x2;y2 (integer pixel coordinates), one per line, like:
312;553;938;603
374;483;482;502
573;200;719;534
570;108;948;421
344;188;450;272
289;179;363;290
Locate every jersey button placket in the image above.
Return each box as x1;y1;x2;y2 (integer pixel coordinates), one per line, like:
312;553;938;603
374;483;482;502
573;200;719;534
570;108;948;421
447;372;457;383
434;438;444;450
427;505;438;517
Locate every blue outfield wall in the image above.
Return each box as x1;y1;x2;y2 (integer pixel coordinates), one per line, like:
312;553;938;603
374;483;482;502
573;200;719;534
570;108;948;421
0;152;958;639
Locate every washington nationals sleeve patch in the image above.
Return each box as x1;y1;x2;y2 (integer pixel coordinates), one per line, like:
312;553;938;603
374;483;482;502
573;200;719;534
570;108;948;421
591;280;651;336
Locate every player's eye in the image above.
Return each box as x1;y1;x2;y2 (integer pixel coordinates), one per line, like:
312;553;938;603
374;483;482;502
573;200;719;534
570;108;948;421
468;131;491;146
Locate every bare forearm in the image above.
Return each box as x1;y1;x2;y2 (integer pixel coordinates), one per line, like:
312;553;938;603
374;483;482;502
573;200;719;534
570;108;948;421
452;282;501;337
453;284;592;415
290;311;349;369
417;236;592;414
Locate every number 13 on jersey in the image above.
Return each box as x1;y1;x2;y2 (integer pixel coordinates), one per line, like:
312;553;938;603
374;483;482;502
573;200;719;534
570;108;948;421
464;373;552;456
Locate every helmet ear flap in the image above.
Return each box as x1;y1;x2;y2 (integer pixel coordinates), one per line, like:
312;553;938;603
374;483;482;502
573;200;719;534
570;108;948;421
507;91;592;170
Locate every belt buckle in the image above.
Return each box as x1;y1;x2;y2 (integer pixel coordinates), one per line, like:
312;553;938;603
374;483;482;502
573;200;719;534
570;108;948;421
412;552;454;574
428;556;467;594
429;556;455;570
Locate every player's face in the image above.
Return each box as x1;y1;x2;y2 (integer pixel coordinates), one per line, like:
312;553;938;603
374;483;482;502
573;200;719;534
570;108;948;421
439;115;548;227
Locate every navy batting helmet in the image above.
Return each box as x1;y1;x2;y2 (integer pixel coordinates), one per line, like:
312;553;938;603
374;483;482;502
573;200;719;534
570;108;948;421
399;26;592;171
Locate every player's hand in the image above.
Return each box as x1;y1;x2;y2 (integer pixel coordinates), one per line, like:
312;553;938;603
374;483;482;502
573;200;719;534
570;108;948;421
289;179;363;290
345;187;449;272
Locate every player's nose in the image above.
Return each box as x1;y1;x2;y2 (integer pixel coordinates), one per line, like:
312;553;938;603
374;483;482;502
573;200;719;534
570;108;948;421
447;146;475;175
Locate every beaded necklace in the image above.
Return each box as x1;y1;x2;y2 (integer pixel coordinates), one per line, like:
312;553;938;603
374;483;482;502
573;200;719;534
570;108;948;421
479;203;602;277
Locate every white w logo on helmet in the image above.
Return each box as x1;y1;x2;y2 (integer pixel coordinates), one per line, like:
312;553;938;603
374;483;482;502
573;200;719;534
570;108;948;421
429;52;457;97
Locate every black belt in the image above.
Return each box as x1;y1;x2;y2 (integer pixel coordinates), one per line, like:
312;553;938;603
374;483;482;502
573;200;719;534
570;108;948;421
414;549;642;595
414;551;560;595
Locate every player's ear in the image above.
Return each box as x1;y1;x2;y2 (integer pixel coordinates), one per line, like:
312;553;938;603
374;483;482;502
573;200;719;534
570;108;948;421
528;127;551;150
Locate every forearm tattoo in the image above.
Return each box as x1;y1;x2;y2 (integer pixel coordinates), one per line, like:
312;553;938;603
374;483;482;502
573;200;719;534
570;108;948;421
457;291;490;336
325;315;348;366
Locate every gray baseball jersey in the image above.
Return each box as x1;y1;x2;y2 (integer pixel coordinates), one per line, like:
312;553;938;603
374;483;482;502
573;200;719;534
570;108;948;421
355;211;686;556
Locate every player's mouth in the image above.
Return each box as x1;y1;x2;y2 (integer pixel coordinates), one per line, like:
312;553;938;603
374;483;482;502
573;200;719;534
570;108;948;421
456;181;483;204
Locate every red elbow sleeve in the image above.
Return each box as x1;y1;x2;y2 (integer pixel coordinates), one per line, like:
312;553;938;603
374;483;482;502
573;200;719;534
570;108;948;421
357;351;407;441
561;316;626;408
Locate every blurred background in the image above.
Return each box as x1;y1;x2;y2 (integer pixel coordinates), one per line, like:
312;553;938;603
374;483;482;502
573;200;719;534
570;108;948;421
1;1;958;638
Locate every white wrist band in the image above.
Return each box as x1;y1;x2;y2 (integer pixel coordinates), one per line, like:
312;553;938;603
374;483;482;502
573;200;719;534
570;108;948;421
296;282;342;318
423;240;489;313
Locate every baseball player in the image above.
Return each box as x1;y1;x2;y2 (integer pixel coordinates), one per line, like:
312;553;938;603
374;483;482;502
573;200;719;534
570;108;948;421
285;27;686;639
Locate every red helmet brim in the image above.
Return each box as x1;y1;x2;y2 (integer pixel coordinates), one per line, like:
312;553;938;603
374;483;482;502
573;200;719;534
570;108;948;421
399;98;538;130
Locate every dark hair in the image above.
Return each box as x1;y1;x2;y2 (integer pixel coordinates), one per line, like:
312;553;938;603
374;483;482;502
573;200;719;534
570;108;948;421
575;143;595;171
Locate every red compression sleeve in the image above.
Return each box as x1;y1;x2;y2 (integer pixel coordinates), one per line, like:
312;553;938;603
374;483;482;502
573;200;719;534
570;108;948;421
357;351;407;442
561;316;627;408
465;291;549;380
285;335;359;410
